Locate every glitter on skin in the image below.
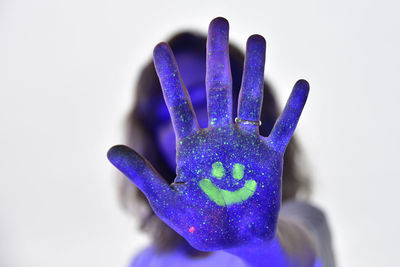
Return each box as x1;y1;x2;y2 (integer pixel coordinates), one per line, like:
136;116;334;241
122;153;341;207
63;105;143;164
107;17;310;256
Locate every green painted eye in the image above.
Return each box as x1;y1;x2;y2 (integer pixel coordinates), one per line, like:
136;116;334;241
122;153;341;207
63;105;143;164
211;161;225;179
232;163;245;180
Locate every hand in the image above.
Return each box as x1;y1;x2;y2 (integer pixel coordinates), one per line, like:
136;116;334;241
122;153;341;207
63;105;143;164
107;17;309;252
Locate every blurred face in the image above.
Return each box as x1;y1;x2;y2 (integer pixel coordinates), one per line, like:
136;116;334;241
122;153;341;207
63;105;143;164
155;51;208;170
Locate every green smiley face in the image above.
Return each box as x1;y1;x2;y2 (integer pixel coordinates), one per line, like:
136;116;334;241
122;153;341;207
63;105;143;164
198;161;257;206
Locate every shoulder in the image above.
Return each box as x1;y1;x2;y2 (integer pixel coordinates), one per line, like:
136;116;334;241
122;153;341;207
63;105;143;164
280;200;336;267
280;200;329;231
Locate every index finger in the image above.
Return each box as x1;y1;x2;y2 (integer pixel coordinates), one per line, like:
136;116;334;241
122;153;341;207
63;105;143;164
107;145;177;219
153;43;199;139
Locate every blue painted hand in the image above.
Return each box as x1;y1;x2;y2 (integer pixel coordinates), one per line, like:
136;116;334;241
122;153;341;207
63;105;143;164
107;17;309;252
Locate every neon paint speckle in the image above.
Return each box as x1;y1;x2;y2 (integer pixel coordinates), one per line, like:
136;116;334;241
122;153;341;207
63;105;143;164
189;226;195;233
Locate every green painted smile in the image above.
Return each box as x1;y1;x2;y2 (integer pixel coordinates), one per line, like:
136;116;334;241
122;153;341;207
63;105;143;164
198;162;257;206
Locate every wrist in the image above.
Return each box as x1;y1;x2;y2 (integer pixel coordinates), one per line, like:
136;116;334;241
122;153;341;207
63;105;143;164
223;217;318;267
224;235;290;267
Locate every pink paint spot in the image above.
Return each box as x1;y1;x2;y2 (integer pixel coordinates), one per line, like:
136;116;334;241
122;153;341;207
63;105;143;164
189;226;195;233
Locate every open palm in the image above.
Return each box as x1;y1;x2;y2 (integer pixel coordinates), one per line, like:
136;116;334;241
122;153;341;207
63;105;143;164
107;18;309;252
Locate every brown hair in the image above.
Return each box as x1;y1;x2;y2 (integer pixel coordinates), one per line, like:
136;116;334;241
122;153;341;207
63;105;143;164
118;31;311;252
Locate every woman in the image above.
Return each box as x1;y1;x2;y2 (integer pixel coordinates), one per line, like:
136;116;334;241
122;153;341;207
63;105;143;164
109;17;335;267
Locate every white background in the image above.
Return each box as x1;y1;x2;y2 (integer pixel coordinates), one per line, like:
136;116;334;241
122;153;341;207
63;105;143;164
1;0;399;266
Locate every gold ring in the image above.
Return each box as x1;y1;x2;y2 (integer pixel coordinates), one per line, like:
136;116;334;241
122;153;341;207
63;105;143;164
235;117;262;126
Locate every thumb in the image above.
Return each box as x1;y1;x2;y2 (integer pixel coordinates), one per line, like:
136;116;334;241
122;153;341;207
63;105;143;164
107;145;176;216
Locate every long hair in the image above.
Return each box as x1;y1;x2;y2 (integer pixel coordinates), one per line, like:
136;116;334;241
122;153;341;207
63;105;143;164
118;32;311;252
